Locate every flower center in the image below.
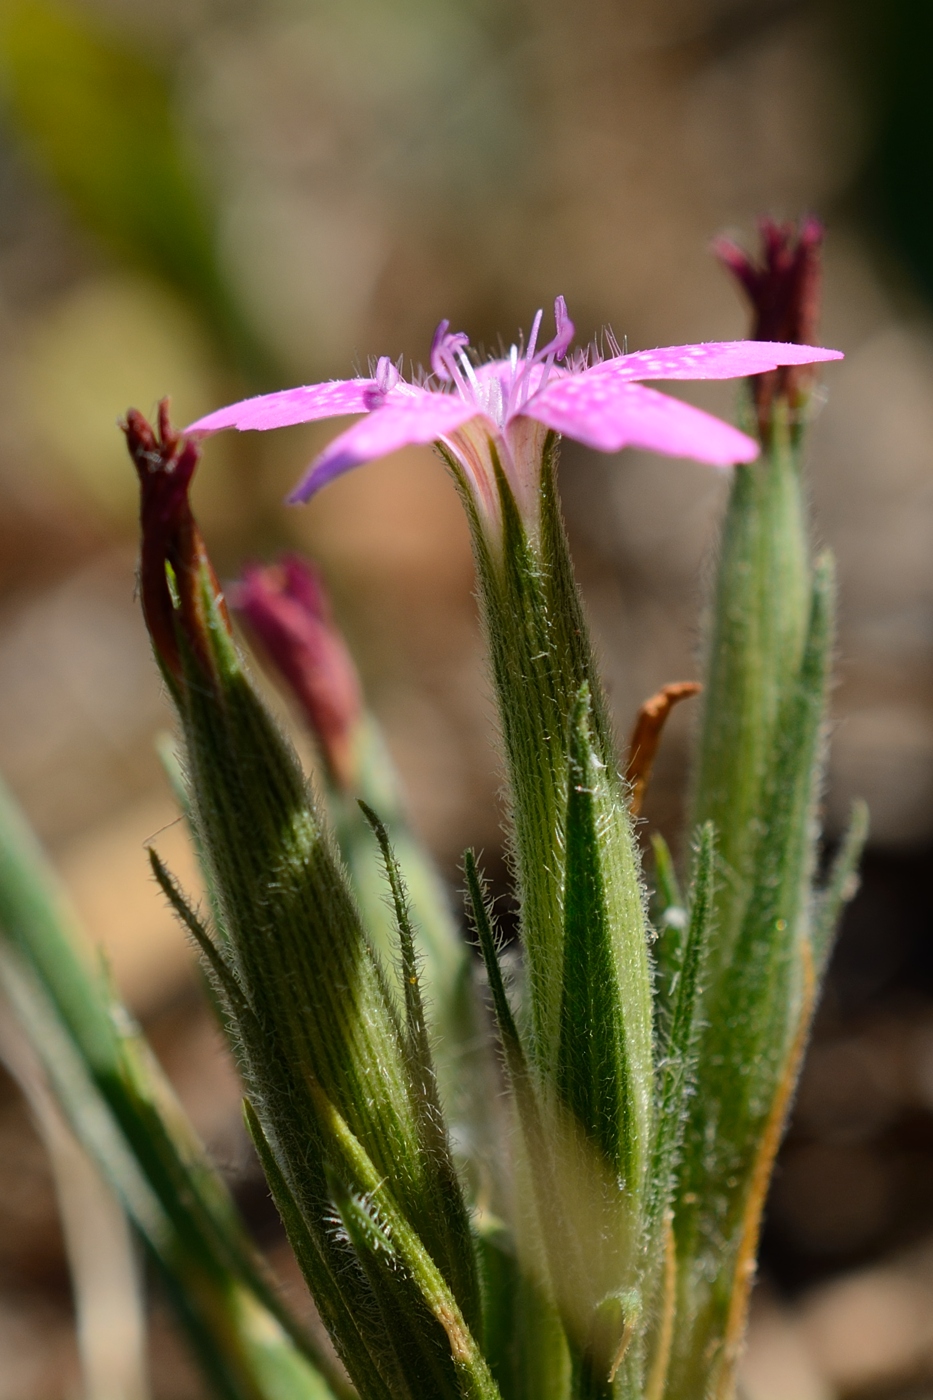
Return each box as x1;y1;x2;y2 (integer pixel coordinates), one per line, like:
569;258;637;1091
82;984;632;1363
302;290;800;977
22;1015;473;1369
428;296;575;427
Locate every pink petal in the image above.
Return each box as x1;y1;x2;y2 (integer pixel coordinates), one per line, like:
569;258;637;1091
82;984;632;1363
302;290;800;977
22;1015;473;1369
528;378;759;466
186;379;374;435
596;339;843;383
288;388;487;502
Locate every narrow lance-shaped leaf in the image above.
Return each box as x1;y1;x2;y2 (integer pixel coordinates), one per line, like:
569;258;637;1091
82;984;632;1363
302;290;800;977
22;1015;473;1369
0;775;341;1400
230;558;468;1025
690;428;810;983
693;217;829;990
126;406;482;1395
446;436;612;1076
558;685;652;1201
328;1166;460;1400
810;798;869;978
464;853;573;1400
671;553;836;1400
642;824;716;1400
243;1100;393;1400
464;849;564;1255
649;832;689;1049
148;849;254;1028
651;832;684;917
281;1086;503;1400
359;800;480;1335
647;823;715;1241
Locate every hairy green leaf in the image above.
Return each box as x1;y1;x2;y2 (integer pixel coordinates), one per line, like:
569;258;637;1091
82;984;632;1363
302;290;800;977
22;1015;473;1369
671;553;835;1400
359;801;480;1336
558;686;652;1193
310;1087;503;1400
691;431;811;983
0;774;340;1400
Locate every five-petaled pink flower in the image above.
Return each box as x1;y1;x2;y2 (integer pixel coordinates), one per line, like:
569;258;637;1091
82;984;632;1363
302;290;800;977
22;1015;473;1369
187;298;841;526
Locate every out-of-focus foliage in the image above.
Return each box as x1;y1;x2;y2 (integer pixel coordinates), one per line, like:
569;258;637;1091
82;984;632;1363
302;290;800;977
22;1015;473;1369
833;0;933;303
0;0;270;379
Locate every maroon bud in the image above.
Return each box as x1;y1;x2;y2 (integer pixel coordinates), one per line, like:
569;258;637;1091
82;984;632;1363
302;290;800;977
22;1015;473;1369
713;216;824;438
230;555;363;790
123;399;230;686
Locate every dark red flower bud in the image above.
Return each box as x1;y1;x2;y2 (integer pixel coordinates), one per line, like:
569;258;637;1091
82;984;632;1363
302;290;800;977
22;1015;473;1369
229;555;363;789
123;399;230;687
713;216;824;438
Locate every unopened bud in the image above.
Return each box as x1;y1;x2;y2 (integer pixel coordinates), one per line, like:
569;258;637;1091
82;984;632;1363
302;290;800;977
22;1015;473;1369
714;216;824;438
230;556;363;789
122;400;230;689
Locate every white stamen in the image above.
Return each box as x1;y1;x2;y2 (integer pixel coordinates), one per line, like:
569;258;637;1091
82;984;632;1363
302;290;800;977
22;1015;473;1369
526;308;544;364
458;351;481;399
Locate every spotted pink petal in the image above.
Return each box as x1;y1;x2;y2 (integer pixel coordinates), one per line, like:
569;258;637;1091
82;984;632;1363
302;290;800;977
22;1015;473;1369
186;379;374;435
288;388;488;502
597;339;844;383
528;377;759;466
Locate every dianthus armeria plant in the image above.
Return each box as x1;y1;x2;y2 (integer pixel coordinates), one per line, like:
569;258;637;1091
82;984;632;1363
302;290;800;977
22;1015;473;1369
0;219;868;1400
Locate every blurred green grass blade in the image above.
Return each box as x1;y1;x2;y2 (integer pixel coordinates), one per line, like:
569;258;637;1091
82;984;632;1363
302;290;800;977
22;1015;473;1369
0;771;120;1072
0;1015;149;1400
0;943;337;1400
0;0;272;379
0;773;342;1400
0;944;167;1243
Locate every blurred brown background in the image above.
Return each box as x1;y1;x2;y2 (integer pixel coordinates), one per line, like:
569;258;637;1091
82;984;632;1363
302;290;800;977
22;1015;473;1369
2;1;933;1396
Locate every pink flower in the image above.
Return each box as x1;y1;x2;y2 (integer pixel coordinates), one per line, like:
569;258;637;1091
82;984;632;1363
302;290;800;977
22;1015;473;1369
187;298;841;525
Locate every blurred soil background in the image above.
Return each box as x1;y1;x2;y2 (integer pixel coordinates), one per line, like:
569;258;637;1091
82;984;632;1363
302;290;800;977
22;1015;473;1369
1;0;933;1396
